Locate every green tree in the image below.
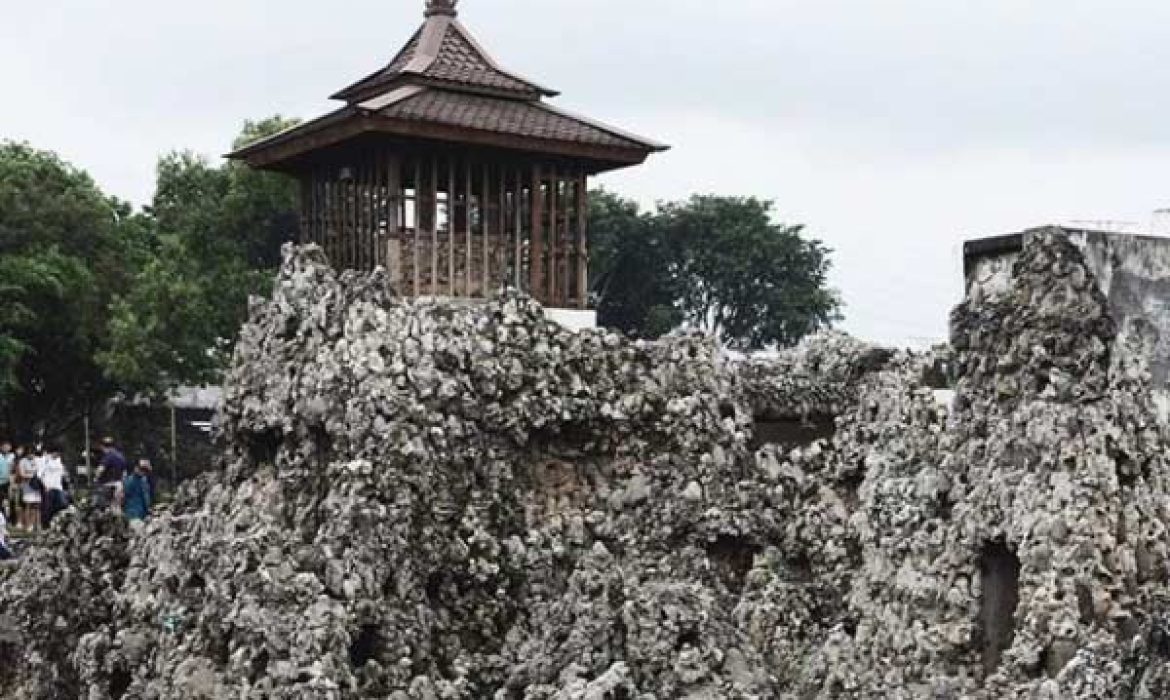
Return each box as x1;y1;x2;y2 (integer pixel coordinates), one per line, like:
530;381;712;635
590;192;841;349
100;116;299;395
0;142;149;438
662;195;841;349
588;190;682;338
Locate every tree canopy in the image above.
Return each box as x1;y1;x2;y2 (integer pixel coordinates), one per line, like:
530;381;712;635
590;191;841;349
0;142;151;437
99;117;299;397
0;118;298;439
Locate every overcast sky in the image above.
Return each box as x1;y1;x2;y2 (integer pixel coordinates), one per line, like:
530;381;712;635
6;0;1170;346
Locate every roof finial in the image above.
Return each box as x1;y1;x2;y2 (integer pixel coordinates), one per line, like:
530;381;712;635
425;0;457;17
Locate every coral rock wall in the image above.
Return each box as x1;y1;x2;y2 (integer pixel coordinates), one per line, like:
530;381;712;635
2;234;1170;699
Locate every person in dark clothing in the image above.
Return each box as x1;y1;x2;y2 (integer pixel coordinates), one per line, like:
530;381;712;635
96;437;128;509
122;460;152;521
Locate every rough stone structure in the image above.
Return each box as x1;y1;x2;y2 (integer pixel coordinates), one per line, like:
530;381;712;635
2;233;1170;698
967;226;1170;414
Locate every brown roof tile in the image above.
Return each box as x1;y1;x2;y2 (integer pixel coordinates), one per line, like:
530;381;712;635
386;30;421;73
378;90;647;150
422;27;538;94
333;17;550;102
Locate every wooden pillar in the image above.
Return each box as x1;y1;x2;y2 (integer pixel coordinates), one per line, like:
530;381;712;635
372;152;383;269
354;164;362;270
577;174;589;309
328;179;337;266
386;152;402;285
342;173;351;269
367;159;377;269
356;166;364;270
345;174;353;268
530;164;543;299
498;167;508;291
416;160;425;298
430;155;439;296
313;172;322;248
353;167;362;269
364;159;374;271
517;167;526;287
444;158;453;297
345;172;354;269
460;161;470;298
546;166;557;306
367;158;376;271
306;173;316;246
483;165;492;297
312;172;321;247
561;176;571;307
335;177;343;267
357;162;367;271
321;177;329;260
326;177;334;264
304;173;312;246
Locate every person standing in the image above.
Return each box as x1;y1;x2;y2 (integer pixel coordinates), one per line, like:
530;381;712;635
96;437;128;509
122;459;152;522
0;506;13;560
0;442;13;519
37;446;68;527
17;447;41;531
10;446;25;526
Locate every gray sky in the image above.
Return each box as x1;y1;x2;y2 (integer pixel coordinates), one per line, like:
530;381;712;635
6;0;1170;346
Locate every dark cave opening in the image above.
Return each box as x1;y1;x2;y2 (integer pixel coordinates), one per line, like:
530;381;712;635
245;429;282;467
108;669;132;699
249;648;271;683
349;624;384;668
706;534;761;593
979;539;1021;676
751;414;837;450
675;627;700;651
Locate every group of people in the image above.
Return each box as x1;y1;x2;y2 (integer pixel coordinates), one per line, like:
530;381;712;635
0;437;155;560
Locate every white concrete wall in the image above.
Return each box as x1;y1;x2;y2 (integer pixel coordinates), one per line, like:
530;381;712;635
545;308;598;331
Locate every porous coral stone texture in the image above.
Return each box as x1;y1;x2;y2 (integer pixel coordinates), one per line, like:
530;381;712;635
3;235;1170;698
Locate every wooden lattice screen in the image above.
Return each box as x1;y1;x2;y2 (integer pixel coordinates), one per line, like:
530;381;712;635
298;149;589;309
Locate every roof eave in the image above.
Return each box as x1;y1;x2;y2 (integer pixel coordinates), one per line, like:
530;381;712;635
341;75;546;106
226;112;655;174
224;107;359;164
535;102;669;152
364;114;653;169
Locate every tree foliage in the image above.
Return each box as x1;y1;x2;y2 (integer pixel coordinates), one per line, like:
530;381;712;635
100;116;299;395
0;118;298;438
0;142;150;437
588;190;683;339
590;191;841;349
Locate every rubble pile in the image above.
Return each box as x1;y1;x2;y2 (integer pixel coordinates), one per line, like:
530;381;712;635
2;233;1170;698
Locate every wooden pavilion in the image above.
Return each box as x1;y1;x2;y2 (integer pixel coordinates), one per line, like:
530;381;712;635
228;0;666;309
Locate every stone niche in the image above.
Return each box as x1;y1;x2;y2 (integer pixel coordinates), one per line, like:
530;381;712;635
979;539;1021;676
751;414;837;450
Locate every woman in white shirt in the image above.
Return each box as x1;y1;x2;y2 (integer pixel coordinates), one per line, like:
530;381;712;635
17;450;40;531
37;447;68;527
